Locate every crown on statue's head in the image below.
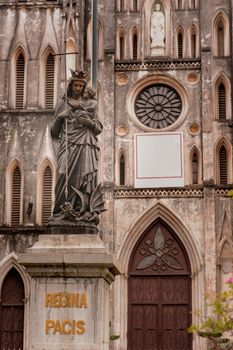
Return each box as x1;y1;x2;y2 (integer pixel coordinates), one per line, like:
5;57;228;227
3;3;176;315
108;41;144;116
70;69;88;82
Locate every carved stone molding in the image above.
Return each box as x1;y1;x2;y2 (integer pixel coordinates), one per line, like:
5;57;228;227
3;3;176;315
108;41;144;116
114;187;204;198
115;59;201;71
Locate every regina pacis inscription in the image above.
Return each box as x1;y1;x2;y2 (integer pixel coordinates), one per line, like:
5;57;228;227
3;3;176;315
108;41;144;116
45;292;88;336
29;278;96;349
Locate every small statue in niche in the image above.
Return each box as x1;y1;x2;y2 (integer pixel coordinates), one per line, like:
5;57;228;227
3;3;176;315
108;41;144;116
150;3;165;56
49;69;105;231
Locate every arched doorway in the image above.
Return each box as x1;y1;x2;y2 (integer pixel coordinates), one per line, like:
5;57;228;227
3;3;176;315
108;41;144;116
0;268;25;350
128;219;192;350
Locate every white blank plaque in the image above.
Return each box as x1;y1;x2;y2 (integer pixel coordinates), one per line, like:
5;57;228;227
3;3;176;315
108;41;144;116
134;132;184;188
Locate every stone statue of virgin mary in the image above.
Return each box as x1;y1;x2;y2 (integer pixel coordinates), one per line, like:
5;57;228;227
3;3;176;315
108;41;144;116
150;3;165;56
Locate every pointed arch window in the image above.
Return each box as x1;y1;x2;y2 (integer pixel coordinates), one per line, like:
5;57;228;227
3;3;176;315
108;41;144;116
41;165;53;225
218;82;226;121
16;53;25;109
0;268;25;350
120;154;126;185
217;20;224;57
45;53;55;109
133;33;138;60
178;32;183;58
192;152;198;184
191;33;196;58
119;31;125;60
219;145;227;184
11;166;22;227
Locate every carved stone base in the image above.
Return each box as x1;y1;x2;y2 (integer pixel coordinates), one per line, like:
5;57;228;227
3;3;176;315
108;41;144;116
47;224;98;235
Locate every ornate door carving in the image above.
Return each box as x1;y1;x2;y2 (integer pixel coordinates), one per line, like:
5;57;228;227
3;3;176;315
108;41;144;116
128;220;192;350
0;268;25;350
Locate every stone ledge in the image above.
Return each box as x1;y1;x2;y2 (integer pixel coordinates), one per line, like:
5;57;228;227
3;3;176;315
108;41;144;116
19;253;120;282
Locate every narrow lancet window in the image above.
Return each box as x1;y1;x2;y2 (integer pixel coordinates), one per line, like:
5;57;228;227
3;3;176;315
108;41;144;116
178;32;183;58
218;83;226;120
42;165;53;225
133;33;138;60
11;166;21;227
45;53;55;109
191;33;196;58
119;35;125;60
16;53;25;109
217;20;224;56
219;145;227;184
192;152;198;184
120;154;125;185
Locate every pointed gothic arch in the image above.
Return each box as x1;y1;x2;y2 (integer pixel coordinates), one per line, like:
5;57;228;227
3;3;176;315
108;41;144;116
176;25;185;58
116;26;126;60
5;158;24;226
129;26;140;60
189;146;202;185
215;137;232;185
10;46;28;109
116;202;204;350
188;24;199;58
128;219;192;349
212;11;230;57
116;147;128;186
38;45;59;109
213;72;231;121
0;254;30;350
36;158;56;225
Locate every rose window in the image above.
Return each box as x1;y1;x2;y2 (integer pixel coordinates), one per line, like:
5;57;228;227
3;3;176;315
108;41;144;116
135;84;182;129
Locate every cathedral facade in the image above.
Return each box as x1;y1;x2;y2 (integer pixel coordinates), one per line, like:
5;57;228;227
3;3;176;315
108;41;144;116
0;0;232;349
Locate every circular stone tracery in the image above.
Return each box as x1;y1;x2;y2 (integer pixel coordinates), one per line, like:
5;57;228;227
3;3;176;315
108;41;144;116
135;84;182;129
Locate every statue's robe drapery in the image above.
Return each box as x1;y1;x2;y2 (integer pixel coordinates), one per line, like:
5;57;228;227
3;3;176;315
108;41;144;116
51;98;103;216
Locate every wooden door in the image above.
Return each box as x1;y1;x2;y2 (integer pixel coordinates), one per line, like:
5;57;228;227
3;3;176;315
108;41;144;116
128;220;192;350
0;268;24;350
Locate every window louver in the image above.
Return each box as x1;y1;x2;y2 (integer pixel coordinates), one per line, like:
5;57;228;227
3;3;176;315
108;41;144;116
218;83;226;120
178;33;183;58
120;155;125;185
11;166;21;227
219;145;227;184
16;54;25;109
133;34;138;60
192;152;198;184
42;166;52;224
45;53;54;109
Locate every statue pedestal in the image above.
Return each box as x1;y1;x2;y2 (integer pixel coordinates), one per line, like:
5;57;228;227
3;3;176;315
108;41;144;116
150;46;165;56
19;234;120;350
